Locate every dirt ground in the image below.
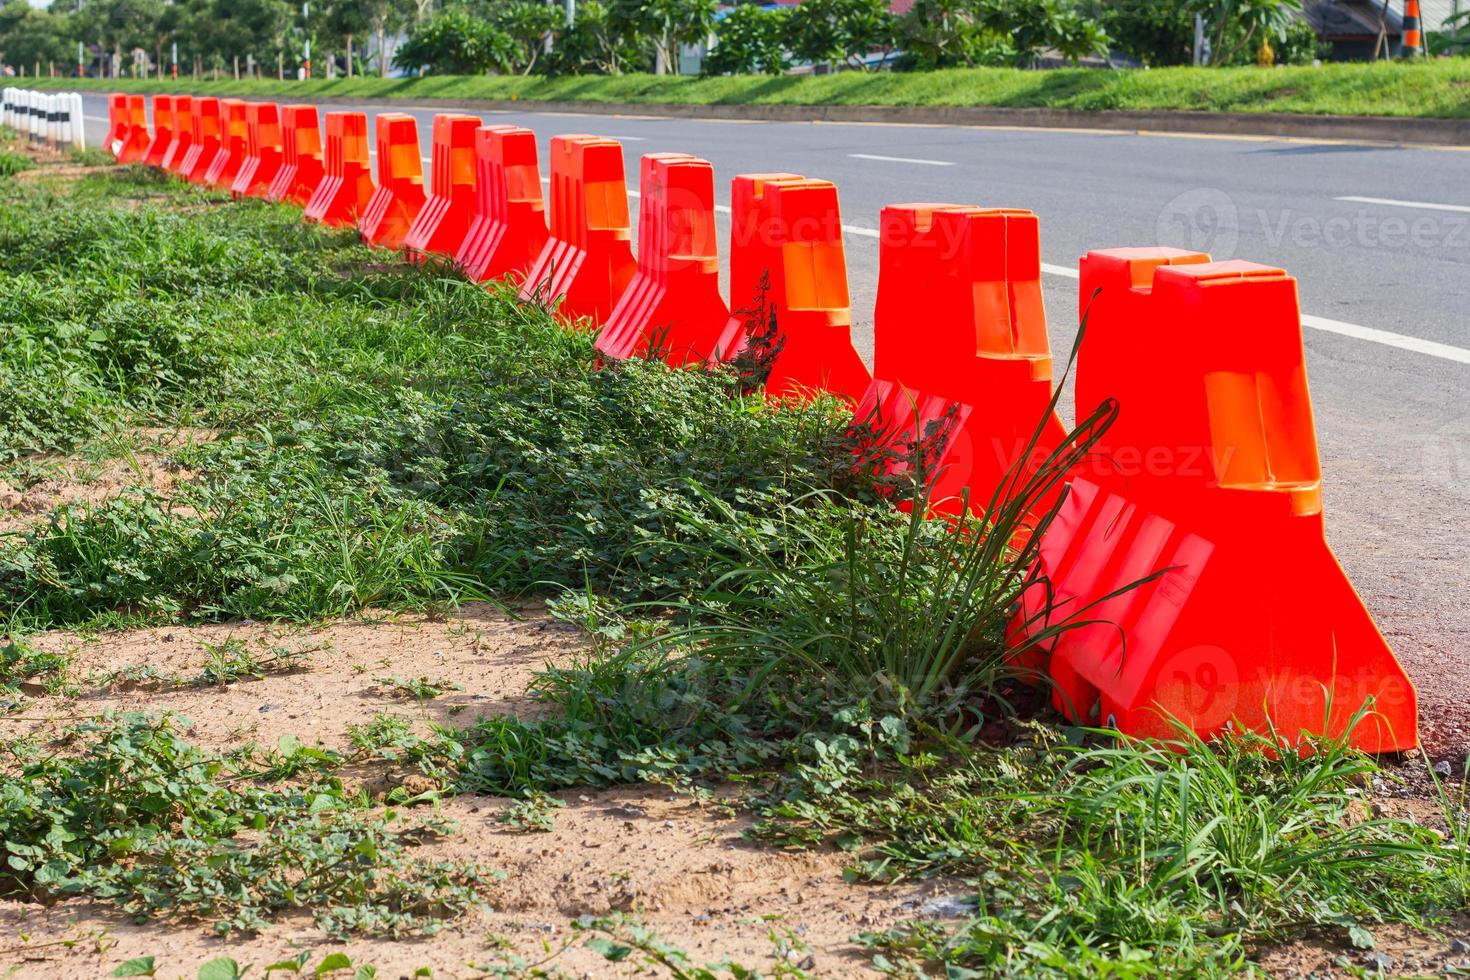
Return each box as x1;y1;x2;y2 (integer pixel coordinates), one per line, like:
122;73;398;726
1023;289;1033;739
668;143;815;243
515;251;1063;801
0;602;967;979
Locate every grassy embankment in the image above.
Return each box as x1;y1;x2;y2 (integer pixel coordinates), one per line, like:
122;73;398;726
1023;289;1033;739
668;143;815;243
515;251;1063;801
0;133;1466;978
34;58;1470;118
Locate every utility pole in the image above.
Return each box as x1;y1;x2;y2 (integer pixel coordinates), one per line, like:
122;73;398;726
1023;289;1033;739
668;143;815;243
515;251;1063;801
171;40;177;79
302;2;311;78
77;40;84;77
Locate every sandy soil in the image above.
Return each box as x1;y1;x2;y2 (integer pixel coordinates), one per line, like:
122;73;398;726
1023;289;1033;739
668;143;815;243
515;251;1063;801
1257;917;1470;978
0;428;215;533
0;785;956;979
0;605;958;979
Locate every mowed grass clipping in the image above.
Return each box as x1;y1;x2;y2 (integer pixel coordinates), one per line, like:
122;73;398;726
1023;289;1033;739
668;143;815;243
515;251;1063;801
42;59;1470;119
0;138;1466;976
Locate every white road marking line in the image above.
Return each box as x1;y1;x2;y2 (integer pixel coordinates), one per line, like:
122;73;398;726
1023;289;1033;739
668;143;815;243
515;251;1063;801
849;152;955;167
1299;314;1470;365
1335;195;1470;215
83;114;110;123
1040;262;1078;279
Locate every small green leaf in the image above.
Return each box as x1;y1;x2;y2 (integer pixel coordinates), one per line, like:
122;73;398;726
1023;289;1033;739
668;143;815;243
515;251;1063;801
198;959;246;980
264;951;312;975
314;953;353;977
1349;923;1376;950
585;937;633;962
111;957;158;978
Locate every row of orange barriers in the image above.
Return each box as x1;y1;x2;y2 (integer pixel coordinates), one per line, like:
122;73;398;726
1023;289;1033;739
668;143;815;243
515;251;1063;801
108;92;1418;755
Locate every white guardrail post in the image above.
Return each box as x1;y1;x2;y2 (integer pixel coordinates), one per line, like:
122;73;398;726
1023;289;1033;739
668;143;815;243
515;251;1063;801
1;88;85;150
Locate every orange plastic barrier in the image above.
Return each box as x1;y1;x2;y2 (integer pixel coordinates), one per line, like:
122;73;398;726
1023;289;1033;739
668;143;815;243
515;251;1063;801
230;102;283;199
358;113;426;250
115;94;151;164
180;97;224;184
161;95;194;175
708;174;871;400
304;112;376;227
454;124;548;283
105;94;128;156
597;153;730;364
204;99;248;189
856;205;1067;514
1010;253;1417;753
403;113;480;260
141;95;175;168
265;104;325;206
852;379;981;512
1073;247;1212;446
519;135;636;324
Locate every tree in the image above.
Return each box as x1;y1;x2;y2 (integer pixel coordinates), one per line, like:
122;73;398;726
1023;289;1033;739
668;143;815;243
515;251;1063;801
394;8;514;74
1190;0;1302;66
0;0;70;71
897;0;1107;69
1085;0;1195;66
987;0;1109;65
784;0;894;71
485;0;563;75
544;0;643;74
321;0;373;76
897;0;1013;68
704;3;790;75
612;0;717;75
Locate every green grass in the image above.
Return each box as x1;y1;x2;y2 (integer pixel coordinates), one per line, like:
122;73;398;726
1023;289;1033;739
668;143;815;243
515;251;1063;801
1;137;1465;974
36;59;1470;119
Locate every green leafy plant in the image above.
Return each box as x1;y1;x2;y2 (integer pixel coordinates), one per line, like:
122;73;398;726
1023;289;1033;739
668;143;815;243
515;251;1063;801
497;792;564;833
0;714;486;938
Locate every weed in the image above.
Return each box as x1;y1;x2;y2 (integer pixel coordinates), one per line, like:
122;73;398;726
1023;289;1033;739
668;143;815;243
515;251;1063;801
0;635;68;695
374;674;462;702
497;792;564;833
0;714;487;938
197;638;312;686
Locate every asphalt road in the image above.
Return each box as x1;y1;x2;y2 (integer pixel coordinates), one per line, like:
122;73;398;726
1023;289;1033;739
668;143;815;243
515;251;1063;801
76;93;1470;756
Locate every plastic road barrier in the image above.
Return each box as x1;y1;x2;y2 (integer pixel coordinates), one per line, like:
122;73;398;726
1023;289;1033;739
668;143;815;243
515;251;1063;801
304;111;376;227
596;153;730;365
204;99;248;189
1010;252;1418;753
358;113;426;250
708;174;871;400
230;102;284;199
857;205;1068;515
403;113;480;260
265;104;325;206
519;134;636;324
454;124;549;284
141;94;176;168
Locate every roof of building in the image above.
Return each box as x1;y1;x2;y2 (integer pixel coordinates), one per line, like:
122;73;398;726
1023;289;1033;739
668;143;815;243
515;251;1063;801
1298;0;1404;39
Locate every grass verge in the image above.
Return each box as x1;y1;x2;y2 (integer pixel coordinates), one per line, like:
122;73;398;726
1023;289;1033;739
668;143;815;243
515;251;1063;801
33;59;1470;120
0;132;1463;976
